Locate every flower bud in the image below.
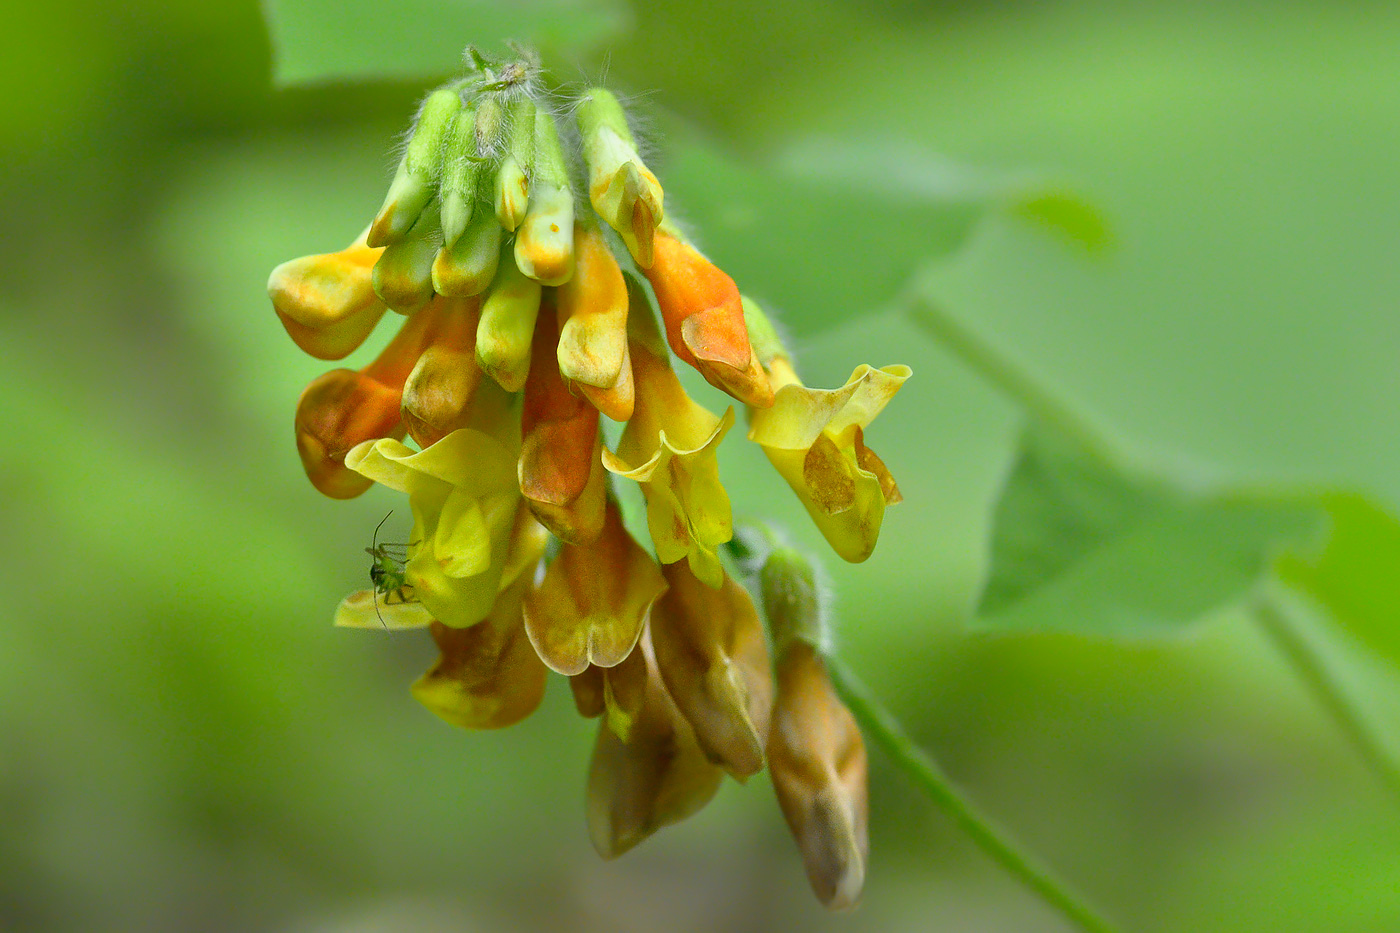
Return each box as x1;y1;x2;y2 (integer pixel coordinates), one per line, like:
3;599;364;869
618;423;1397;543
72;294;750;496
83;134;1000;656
644;230;773;408
438;108;483;248
401;297;482;448
514;109;575;286
295;368;403;499
649;560;772;778
758;545;825;650
369;87;461;247
432;207;502;298
578;88;663;267
518;307;607;542
570;664;606;718
523;497;664;676
292;301;448;498
372;203;441;314
411;577;548;730
556;224;629;392
494;97;535;231
269;234;386;360
768;641;868;910
586;637;723;858
476;251;542;392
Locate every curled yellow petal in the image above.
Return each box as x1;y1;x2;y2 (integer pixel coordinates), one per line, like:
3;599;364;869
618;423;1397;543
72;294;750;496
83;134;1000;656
334;588;434;630
748;363;910;563
602;343;733;587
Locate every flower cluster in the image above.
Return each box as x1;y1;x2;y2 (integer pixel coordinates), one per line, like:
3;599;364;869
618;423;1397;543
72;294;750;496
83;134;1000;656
267;49;908;909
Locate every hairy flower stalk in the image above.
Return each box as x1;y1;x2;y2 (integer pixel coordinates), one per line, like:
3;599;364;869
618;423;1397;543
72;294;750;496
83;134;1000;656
268;45;911;911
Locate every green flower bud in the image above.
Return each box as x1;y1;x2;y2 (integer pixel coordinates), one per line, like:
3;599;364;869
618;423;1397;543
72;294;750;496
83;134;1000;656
368;87;461;248
371;202;440;314
439;108;483;248
578;87;663;267
514;108;575;286
432;207;502;298
476;251;542;392
494;97;536;232
759;546;826;652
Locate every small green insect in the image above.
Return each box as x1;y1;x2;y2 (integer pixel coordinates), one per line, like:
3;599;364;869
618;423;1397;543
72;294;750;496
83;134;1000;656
365;512;417;628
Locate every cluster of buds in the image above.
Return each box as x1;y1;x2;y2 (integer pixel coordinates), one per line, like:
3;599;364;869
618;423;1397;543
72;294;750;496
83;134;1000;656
267;48;907;909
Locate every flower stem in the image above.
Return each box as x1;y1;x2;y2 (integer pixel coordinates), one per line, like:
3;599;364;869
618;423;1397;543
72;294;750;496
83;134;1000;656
1254;586;1400;805
905;294;1123;468
828;658;1123;933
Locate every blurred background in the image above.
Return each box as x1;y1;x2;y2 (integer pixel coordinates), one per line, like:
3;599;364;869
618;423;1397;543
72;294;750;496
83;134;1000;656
3;0;1400;930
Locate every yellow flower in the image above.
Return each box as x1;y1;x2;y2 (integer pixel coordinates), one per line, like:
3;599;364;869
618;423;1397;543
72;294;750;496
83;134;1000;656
748;358;910;563
554;223;634;422
602;338;733;588
345;419;521;629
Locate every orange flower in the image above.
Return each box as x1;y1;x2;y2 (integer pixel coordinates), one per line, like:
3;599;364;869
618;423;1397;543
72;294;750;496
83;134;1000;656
523;498;665;676
644;230;773;409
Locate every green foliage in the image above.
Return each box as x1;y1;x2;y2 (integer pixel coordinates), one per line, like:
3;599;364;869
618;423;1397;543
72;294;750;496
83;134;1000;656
1278;493;1400;670
664;139;1105;337
263;0;628;85
974;424;1322;637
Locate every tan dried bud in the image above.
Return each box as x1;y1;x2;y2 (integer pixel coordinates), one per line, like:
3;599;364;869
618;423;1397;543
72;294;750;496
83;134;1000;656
649;560;773;779
768;641;868;911
585;636;723;858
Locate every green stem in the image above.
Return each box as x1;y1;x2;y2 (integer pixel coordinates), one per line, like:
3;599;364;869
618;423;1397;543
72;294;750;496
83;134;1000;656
828;658;1123;933
905;294;1124;467
1254;586;1400;804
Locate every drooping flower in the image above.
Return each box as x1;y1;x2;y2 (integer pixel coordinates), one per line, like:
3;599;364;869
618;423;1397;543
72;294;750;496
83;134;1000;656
268;230;386;360
523;497;664;676
517;306;607;543
649;559;772;778
747;308;910;562
585;633;724;858
554;223;634;422
601;328;733;588
644;229;774;410
344;411;521;629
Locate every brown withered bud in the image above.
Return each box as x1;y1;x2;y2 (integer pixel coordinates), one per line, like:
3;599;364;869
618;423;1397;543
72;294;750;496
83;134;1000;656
518;306;607;543
522;497;665;677
411;576;548;730
401;297;483;448
649;560;773;779
585;636;723;858
768;640;868;911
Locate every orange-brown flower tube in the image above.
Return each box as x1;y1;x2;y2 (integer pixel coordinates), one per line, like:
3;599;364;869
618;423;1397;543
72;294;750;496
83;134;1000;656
644;231;773;409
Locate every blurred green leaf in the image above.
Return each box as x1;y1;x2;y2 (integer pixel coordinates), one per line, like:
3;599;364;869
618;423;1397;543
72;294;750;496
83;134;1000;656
262;0;628;86
1009;190;1114;255
1277;492;1400;671
663;138;1102;338
974;425;1321;637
